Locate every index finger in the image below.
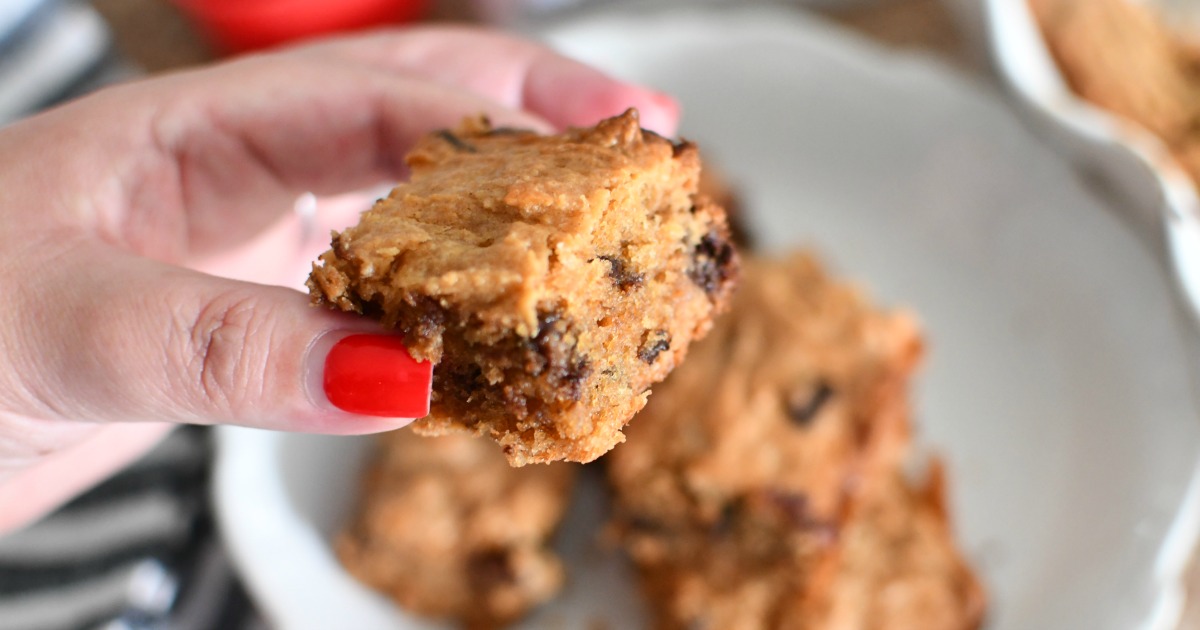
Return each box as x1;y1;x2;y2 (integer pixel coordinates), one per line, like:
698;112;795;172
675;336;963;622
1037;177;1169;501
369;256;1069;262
289;26;681;136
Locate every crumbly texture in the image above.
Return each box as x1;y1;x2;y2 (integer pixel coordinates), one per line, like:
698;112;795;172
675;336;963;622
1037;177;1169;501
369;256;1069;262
606;253;983;630
1031;0;1200;182
336;430;576;629
788;463;986;630
308;110;738;466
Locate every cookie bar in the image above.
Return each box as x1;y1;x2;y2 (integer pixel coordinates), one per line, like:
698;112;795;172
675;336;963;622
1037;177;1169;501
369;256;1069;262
308;110;738;465
1031;0;1200;182
336;430;576;629
606;253;982;629
791;462;986;630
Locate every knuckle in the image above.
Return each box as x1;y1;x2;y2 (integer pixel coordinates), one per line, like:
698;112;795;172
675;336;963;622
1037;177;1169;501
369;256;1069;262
176;291;270;418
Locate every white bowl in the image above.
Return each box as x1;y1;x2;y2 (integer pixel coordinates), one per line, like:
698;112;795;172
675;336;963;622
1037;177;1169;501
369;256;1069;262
982;0;1200;332
215;6;1200;629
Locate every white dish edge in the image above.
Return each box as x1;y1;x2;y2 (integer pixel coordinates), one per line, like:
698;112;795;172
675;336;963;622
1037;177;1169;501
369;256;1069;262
983;1;1200;627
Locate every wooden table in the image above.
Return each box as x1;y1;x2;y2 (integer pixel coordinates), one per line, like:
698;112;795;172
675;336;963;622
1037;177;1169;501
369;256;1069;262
85;0;1200;625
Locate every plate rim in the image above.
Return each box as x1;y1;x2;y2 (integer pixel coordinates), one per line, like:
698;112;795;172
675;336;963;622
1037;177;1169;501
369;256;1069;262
982;2;1200;625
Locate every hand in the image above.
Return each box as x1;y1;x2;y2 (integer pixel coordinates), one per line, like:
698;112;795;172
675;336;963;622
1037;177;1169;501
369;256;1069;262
0;26;679;534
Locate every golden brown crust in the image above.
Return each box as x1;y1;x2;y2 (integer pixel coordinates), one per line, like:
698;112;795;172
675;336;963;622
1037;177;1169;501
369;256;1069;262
336;430;576;629
308;110;738;465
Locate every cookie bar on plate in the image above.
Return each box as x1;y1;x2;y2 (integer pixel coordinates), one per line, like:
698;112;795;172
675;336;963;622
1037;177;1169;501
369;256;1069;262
606;253;983;630
336;430;576;629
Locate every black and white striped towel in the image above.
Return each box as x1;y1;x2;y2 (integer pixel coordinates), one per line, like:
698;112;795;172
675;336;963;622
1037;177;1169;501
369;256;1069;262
0;428;262;630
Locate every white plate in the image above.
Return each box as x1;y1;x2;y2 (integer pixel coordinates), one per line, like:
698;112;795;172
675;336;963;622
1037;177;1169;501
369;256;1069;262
214;6;1200;629
981;0;1200;339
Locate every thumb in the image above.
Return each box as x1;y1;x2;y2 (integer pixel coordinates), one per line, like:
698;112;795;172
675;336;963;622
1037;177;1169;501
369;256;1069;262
3;243;430;434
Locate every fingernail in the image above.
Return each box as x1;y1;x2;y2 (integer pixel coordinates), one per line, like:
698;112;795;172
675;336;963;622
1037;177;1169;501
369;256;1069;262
322;334;432;417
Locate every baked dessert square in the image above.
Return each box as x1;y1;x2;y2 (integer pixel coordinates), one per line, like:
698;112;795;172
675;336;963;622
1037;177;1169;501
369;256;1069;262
336;429;576;629
790;462;986;630
308;110;738;465
606;253;982;630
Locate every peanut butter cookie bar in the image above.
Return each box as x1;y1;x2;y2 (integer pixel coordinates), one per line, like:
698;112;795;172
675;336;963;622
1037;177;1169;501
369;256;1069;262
336;430;576;629
607;253;982;629
308;110;738;465
791;463;985;630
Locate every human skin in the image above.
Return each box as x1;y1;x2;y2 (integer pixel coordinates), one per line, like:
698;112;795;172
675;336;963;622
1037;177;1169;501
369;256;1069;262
0;27;678;534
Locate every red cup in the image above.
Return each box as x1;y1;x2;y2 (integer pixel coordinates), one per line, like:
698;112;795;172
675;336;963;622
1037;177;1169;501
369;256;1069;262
172;0;429;54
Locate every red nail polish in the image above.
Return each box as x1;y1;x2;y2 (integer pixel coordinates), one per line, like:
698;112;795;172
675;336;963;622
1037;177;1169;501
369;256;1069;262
323;334;432;417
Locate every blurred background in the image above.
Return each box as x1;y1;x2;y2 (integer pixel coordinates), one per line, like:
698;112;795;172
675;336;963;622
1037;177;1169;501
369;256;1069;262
0;0;976;126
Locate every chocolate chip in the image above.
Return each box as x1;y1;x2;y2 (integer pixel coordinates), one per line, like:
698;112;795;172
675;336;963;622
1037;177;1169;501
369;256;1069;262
359;296;386;320
687;228;736;297
598;255;644;291
535;310;561;337
486;126;533;136
523;309;591;402
527;311;565;370
638;330;671;364
625;514;667;535
434;362;483;406
709;501;740;539
409;296;447;341
561;358;592;402
763;490;814;529
437;129;478;153
786;381;834;427
468;550;514;589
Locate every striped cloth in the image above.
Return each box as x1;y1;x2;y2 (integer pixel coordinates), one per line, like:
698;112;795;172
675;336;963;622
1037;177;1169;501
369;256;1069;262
0;428;262;630
0;0;135;126
1;3;261;628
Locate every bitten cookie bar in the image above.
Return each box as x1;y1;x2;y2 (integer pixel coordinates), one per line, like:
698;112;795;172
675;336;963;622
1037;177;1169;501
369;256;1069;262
336;430;576;629
607;253;983;630
308;110;738;465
